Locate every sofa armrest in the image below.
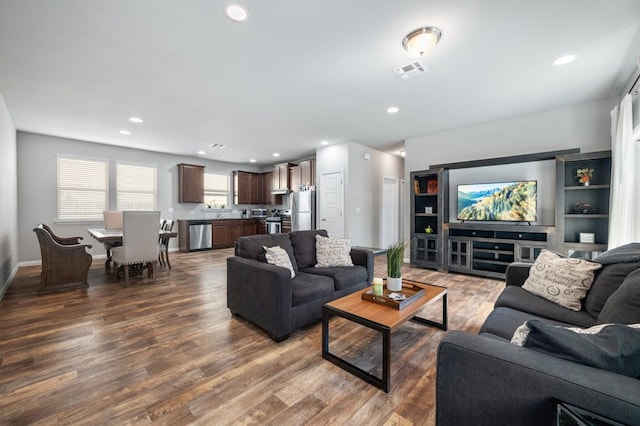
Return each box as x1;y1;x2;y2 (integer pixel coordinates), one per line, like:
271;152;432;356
350;248;374;283
226;256;293;341
436;331;640;426
505;262;532;287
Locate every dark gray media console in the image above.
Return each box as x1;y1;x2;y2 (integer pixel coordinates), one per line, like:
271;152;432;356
445;223;555;279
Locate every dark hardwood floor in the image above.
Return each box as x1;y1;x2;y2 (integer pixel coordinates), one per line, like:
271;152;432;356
0;249;503;425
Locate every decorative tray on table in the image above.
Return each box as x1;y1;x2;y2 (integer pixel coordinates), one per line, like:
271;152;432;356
362;282;425;310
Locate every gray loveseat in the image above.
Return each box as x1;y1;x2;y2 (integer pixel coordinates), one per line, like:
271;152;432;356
436;256;640;426
227;229;373;342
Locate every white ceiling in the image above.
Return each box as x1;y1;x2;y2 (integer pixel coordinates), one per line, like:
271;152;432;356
1;0;639;166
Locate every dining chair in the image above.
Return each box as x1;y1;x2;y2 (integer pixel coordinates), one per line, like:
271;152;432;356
111;211;160;287
158;219;174;269
33;224;93;294
103;210;123;230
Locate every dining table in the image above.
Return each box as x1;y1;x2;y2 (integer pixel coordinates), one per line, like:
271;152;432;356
87;228;178;270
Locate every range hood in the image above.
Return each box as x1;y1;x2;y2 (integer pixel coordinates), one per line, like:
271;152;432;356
271;188;291;195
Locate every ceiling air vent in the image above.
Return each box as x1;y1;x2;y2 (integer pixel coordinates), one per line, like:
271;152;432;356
393;61;427;80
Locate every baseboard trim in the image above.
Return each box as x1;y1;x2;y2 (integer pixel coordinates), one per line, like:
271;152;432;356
0;264;19;301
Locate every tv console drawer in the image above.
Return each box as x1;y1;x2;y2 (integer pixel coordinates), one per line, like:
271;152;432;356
495;231;547;241
449;229;493;238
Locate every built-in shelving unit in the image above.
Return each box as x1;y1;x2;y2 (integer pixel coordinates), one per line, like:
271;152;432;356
556;150;612;259
410;169;448;270
409;148;612;279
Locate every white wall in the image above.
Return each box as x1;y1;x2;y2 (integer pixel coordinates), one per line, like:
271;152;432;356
17;132;260;263
404;98;616;242
316;141;403;247
0;92;18;299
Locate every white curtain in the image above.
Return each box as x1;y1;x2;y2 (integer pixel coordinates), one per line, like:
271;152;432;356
608;94;637;248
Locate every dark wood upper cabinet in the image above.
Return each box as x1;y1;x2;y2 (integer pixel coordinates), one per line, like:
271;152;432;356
178;163;204;203
234;171;261;205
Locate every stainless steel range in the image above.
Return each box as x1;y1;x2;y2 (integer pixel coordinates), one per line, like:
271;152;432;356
266;216;281;234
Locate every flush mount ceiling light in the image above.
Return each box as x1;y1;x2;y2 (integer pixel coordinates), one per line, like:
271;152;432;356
272;153;280;157
119;130;131;135
402;27;442;57
129;117;143;123
387;106;399;114
226;4;248;21
197;150;206;155
320;140;329;146
249;159;256;163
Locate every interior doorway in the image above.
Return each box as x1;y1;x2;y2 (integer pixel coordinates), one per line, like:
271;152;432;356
319;170;344;237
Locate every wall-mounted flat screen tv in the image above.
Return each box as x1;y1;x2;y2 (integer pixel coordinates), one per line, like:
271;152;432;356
457;180;537;222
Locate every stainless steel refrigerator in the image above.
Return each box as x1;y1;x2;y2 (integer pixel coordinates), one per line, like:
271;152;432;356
292;191;315;231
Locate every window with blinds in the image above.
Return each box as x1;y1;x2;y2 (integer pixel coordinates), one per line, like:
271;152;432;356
116;162;157;210
204;173;230;207
57;156;109;221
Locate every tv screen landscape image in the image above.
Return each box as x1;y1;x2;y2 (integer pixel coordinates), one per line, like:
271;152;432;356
457;181;537;222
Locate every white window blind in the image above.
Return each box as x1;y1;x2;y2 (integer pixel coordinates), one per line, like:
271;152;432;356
204;173;230;207
116;162;157;210
57;156;109;221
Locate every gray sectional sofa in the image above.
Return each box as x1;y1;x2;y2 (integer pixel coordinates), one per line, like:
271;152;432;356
226;229;373;342
436;258;640;426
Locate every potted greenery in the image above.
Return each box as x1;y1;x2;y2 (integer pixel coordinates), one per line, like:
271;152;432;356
386;241;406;291
576;168;594;186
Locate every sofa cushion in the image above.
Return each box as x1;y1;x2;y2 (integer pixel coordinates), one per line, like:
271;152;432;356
584;261;640;318
593;242;640;265
289;229;328;269
301;265;368;291
598;269;640;324
522;249;601;311
511;320;640;378
236;234;299;271
479;306;578;340
291;271;335;306
263;245;296;278
495;286;597;327
315;235;354;267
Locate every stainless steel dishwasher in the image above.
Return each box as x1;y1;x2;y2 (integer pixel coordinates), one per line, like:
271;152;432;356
189;221;212;251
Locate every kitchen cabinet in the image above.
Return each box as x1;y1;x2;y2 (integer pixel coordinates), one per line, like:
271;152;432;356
300;159;315;188
282;220;292;234
290;166;301;192
272;163;293;191
178;163;204;203
258;172;275;205
257;219;267;234
234;171;260;205
212;219;259;248
289;159;315;192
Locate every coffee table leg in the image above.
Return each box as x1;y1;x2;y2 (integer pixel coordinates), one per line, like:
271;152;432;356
382;329;391;392
411;293;448;330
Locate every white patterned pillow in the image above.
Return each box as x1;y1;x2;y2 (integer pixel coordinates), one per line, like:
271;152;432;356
263;245;295;278
315;235;354;268
522;249;602;311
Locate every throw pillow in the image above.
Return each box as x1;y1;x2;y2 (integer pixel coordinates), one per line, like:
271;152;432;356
263;245;296;278
597;268;640;324
583;261;640;318
522;249;602;311
315;235;354;268
511;320;640;378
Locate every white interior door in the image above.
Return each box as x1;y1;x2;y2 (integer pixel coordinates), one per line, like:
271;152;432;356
381;177;399;247
319;170;344;237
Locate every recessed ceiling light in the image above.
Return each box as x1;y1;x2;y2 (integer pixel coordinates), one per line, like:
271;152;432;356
387;106;399;114
209;143;226;149
249;159;256;163
226;4;248;21
272;153;280;157
399;150;406;157
553;54;577;66
321;140;329;146
129;117;143;123
197;150;206;155
119;130;131;135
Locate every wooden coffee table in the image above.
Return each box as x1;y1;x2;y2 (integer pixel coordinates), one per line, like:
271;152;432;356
321;279;447;392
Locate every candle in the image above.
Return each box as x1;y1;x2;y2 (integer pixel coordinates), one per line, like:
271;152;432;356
372;277;383;296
